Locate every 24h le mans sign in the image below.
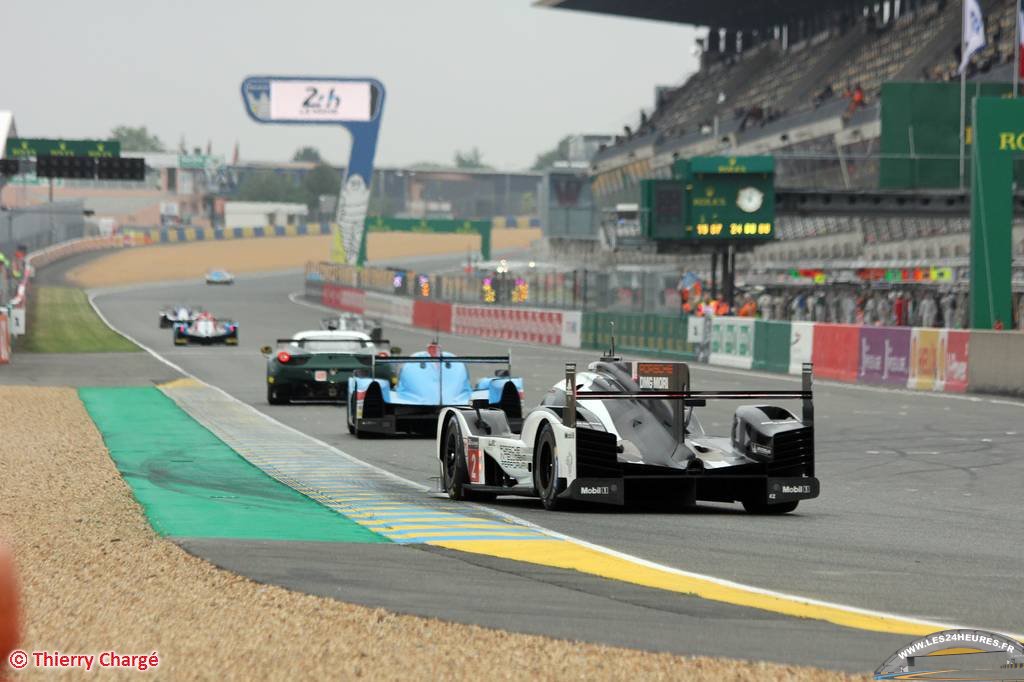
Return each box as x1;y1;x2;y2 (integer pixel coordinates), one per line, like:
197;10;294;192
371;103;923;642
241;76;386;266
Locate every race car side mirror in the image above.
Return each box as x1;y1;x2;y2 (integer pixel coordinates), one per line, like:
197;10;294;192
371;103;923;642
259;345;272;355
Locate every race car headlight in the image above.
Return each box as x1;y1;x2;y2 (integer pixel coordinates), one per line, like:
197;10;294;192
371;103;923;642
751;442;772;457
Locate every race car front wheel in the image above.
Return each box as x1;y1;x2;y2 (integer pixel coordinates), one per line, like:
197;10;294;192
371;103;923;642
533;424;565;511
441;416;471;500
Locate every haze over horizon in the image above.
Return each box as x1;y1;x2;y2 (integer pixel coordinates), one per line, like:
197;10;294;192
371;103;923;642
6;0;700;169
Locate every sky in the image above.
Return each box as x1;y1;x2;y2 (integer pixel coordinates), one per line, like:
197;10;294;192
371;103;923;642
5;0;700;170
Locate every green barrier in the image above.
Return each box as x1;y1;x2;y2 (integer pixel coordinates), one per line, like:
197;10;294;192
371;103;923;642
581;310;695;361
582;311;598;349
753;320;792;373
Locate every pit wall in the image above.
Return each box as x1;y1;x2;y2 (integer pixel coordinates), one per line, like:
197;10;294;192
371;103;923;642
309;275;1023;397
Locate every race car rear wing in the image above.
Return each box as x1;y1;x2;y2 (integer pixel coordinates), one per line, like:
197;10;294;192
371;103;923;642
563;362;814;434
273;338;388;347
369;352;514;406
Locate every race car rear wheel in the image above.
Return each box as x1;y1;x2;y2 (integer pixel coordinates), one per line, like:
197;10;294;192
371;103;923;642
742;499;798;515
441;416;471;500
533;423;565;511
267;384;288;406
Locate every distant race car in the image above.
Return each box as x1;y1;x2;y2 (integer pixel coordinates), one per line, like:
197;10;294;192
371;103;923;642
347;342;524;438
159;304;202;328
320;313;383;341
262;330;396;405
205;269;234;285
173;311;239;346
434;351;819;513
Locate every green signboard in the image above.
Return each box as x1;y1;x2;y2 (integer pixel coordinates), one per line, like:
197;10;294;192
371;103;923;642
362;216;492;262
968;97;1024;329
641;155;775;242
5;138;121;159
879;81;1023;189
179;154;222;169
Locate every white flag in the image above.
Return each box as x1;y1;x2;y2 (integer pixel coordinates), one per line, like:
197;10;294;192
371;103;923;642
959;0;986;74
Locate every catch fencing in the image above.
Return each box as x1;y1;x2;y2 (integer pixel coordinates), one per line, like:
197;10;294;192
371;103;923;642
308;264;1024;398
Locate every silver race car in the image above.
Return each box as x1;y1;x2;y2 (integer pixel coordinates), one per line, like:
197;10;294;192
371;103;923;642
435;350;818;513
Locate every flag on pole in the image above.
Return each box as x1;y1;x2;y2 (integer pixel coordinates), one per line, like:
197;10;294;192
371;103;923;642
1018;5;1024;79
959;0;986;74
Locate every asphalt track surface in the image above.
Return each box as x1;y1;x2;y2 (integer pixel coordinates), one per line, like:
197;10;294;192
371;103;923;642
77;261;1024;671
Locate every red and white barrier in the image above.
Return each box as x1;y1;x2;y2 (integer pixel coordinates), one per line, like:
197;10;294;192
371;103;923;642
321;283;365;314
453;305;564;346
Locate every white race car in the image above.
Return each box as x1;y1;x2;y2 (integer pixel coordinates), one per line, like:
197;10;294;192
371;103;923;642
159;304;201;328
435;353;818;513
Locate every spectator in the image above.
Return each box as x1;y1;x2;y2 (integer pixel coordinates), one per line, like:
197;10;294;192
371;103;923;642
893;292;907;326
941;291;956;329
920;293;938;328
757;291;773;320
844;83;865;120
738;295;757;317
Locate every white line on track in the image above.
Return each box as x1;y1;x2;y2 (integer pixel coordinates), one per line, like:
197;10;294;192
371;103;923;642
85;284;1014;638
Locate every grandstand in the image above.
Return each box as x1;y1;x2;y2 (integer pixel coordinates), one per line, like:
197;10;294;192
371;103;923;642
537;0;1024;273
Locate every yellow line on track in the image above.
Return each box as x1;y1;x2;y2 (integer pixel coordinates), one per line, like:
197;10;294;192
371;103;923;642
431;539;944;636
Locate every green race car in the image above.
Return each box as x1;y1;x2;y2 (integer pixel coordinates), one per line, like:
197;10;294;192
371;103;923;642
262;331;397;405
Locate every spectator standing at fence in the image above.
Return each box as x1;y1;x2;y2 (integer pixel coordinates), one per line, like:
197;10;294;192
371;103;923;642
940;291;956;329
876;294;891;326
757;291;773;320
738;295;757;317
863;294;878;325
893;292;906;326
1017;295;1024;331
920;293;938;328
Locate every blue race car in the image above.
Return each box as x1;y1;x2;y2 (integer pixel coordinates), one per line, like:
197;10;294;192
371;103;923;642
205;268;235;285
346;342;523;438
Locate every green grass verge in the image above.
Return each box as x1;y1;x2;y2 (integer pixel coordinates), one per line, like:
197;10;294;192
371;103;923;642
19;286;139;353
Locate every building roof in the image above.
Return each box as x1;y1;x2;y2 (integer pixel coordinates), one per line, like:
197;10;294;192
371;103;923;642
535;0;875;30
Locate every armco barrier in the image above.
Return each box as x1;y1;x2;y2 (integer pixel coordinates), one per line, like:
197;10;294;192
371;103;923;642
753;320;791;373
789;321;814;375
966;330;1024;397
811;324;860;382
412;299;453;334
858;326;911;386
710;317;755;369
365;291;414;326
321;283;365;314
